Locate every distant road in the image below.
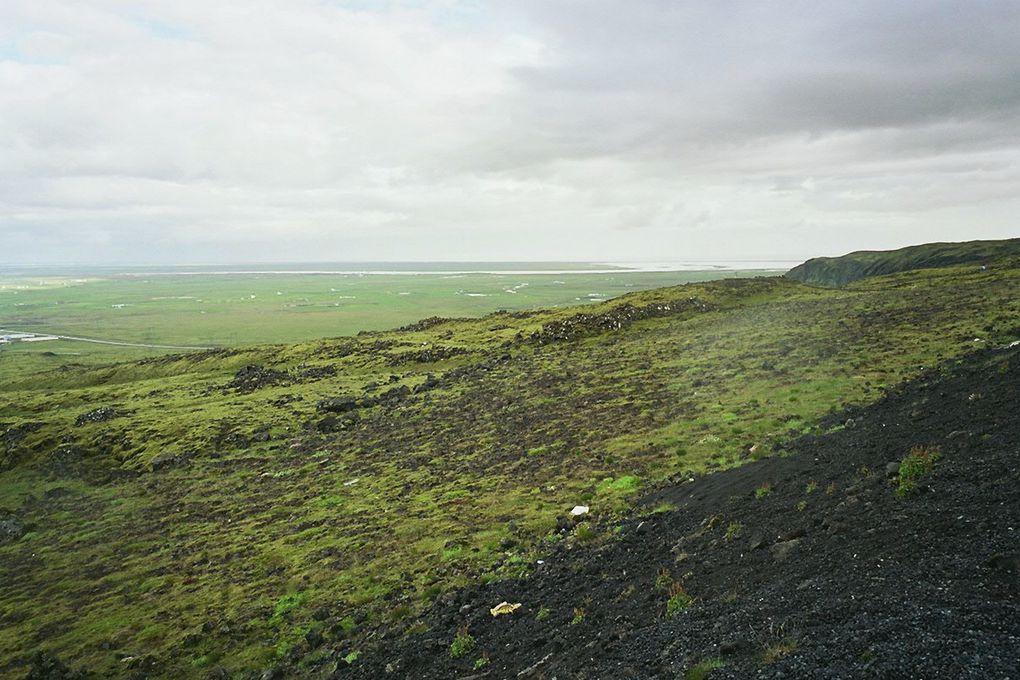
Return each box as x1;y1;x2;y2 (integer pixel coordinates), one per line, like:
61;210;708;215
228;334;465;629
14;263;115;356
0;328;214;351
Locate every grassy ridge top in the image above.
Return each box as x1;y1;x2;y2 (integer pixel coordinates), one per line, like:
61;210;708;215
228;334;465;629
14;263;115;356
1;259;1019;677
785;237;1020;287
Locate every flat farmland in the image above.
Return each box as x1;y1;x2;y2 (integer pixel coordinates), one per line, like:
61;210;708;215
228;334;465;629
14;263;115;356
0;267;781;379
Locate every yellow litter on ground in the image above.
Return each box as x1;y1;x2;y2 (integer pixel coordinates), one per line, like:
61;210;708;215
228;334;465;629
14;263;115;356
490;601;522;617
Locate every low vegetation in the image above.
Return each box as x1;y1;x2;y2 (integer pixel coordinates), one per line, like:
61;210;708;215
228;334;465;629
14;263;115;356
664;582;694;618
448;628;475;659
896;446;942;496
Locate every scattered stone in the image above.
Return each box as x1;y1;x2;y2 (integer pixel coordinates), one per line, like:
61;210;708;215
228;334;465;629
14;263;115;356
570;505;590;517
296;364;337;381
748;533;766;551
150;452;188;472
228;365;288;393
885;462;901;477
317;396;359;413
25;651;86;680
74;406;123;427
0;512;25;543
305;628;324;648
769;538;801;562
316;413;358;433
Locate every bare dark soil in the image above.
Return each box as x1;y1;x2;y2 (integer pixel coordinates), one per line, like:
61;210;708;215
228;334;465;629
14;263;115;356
331;346;1020;680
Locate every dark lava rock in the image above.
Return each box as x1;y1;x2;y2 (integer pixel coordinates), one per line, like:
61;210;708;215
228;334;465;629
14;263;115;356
316;413;359;433
295;364;337;381
25;651;88;680
387;345;467;366
412;374;439;394
150;451;191;472
305;628;324;648
769;538;801;562
378;385;410;404
0;511;25;543
74;406;123;427
228;365;289;393
396;316;456;332
528;297;714;344
317;397;359;414
3;422;42;451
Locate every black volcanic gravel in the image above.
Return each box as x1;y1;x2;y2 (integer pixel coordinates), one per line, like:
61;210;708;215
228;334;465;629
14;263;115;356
332;346;1020;680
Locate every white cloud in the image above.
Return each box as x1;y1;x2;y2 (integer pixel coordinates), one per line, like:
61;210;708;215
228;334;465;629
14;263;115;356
0;0;1017;264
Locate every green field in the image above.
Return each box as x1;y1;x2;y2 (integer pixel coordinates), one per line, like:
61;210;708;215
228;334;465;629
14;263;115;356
1;255;1018;677
0;268;779;380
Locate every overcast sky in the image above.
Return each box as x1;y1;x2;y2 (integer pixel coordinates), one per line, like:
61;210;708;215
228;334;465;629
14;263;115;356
1;1;1018;264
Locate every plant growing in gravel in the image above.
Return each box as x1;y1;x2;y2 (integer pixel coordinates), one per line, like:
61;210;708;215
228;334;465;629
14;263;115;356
449;627;475;659
473;655;490;670
754;482;772;499
655;568;674;590
686;658;725;679
724;521;743;540
796;500;808;512
896;446;941;496
761;637;798;664
535;607;551;621
574;523;597;542
570;607;586;625
665;582;694;618
343;651;360;664
805;481;818;494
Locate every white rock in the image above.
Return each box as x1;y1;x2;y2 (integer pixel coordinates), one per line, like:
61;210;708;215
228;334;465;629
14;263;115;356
570;505;589;517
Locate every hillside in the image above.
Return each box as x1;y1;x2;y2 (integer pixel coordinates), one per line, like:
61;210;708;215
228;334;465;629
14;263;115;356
344;344;1020;679
785;237;1020;287
1;256;1019;678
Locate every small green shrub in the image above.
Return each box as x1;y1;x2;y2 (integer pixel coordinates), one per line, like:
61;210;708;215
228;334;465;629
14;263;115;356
796;500;808;512
754;482;772;499
804;481;818;494
665;583;694;618
536;607;551;621
473;655;490;670
687;658;725;680
762;637;798;664
343;651;360;664
655;568;674;590
449;627;475;658
570;608;585;625
724;521;743;541
574;523;596;542
896;446;941;496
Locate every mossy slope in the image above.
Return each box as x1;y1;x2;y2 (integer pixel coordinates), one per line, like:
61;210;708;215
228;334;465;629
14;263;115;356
785;237;1020;287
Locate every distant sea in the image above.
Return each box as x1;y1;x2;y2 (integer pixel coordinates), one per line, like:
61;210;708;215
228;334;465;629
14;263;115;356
0;261;799;277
